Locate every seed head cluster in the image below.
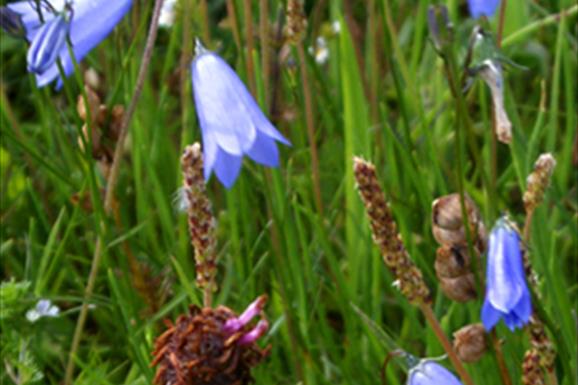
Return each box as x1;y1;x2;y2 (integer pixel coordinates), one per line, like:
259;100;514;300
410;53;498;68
353;157;430;304
523;153;556;213
181;144;218;293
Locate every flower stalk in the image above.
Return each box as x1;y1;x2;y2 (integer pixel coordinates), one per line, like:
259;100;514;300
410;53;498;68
286;0;323;215
64;2;164;384
521;153;558;385
181;143;218;307
353;157;474;385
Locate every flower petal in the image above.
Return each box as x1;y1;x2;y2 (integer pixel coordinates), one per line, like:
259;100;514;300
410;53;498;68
213;148;242;189
467;0;500;18
26;14;68;74
246;130;280;167
481;298;502;331
249;104;291;146
486;226;523;312
201;130;219;181
409;361;463;385
191;52;257;155
422;361;463;385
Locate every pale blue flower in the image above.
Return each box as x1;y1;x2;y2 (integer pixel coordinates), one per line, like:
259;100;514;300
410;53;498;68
4;0;132;87
481;217;532;331
26;13;69;74
191;42;291;188
408;359;463;385
26;299;60;322
468;0;500;19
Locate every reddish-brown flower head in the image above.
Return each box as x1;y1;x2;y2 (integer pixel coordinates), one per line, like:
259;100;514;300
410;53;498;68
151;296;270;385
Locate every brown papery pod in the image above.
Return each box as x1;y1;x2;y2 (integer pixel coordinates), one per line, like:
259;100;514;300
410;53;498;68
453;323;487;363
439;273;477;302
434;245;471;279
432;193;487;252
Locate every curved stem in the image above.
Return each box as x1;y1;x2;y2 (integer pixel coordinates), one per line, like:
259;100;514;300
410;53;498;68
419;304;475;385
64;2;164;384
296;44;323;215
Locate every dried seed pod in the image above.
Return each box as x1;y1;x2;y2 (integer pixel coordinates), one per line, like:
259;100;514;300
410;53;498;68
151;297;270;385
432;193;486;252
76;85;105;126
439;273;476;302
453;323;487;363
434;245;471;279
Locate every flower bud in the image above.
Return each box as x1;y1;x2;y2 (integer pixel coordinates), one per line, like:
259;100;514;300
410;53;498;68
440;273;477;302
453;323;487;363
27;14;69;75
427;5;453;53
432;193;486;252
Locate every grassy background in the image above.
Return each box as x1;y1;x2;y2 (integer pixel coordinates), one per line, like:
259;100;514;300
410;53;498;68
1;0;576;384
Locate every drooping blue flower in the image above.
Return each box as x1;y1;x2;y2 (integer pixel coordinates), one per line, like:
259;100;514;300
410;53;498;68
191;42;291;188
408;359;463;385
26;13;69;74
481;217;532;331
4;0;132;87
467;0;500;19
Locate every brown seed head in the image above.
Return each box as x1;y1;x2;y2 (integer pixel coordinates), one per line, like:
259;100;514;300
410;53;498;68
284;0;307;44
522;349;545;385
181;143;218;293
523;153;556;213
151;304;269;385
527;315;556;370
353;157;430;304
453;323;487;363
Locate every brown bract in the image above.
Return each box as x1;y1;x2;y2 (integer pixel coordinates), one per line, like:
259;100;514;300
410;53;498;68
151;305;269;385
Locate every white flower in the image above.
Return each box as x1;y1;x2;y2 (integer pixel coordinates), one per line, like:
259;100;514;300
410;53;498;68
159;0;178;28
26;299;60;323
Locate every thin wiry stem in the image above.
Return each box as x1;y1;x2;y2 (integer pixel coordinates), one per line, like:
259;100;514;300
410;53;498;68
419;304;475;385
488;5;514;385
259;0;270;107
64;2;164;384
242;0;256;96
296;44;323;215
496;0;507;48
198;0;210;43
491;330;513;385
